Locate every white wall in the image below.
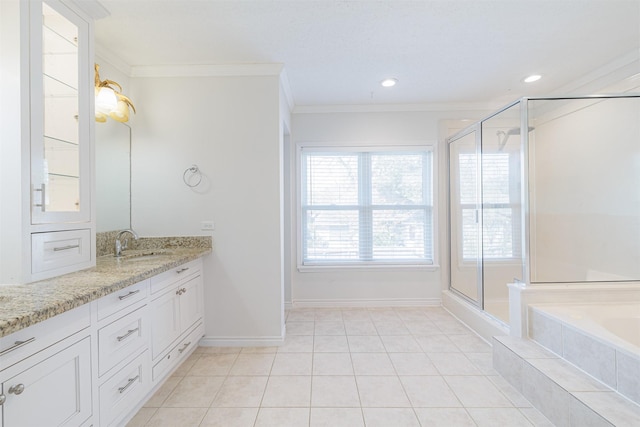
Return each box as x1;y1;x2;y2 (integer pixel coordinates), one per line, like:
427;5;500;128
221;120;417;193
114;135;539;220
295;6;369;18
288;109;490;306
0;0;30;283
530;97;640;282
130;74;285;344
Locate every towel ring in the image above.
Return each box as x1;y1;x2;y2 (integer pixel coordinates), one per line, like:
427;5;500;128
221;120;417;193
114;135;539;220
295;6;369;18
183;164;202;187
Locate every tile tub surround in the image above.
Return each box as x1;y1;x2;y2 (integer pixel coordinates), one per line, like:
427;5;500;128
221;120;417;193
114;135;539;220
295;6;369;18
0;243;211;338
127;307;555;427
493;336;640;427
528;304;640;406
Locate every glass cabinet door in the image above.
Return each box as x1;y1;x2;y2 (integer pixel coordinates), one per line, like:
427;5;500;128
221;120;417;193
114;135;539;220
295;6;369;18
31;0;90;224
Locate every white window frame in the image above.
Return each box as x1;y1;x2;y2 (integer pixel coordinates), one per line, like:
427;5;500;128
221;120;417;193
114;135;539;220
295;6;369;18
296;142;438;271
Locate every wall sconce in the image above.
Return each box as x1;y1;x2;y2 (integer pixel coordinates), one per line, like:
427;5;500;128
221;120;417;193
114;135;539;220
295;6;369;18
94;63;136;123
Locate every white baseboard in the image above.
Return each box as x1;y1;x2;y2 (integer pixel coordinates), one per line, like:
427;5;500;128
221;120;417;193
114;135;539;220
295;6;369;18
200;324;286;347
291;298;441;308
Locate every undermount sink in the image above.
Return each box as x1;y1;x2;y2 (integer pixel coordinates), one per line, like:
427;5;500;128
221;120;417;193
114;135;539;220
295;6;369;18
118;250;174;261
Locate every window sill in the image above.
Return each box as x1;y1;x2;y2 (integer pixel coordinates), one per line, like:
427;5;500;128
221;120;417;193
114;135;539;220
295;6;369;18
297;264;440;273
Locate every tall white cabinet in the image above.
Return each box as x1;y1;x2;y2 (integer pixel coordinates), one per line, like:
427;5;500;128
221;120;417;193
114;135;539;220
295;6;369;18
0;0;95;284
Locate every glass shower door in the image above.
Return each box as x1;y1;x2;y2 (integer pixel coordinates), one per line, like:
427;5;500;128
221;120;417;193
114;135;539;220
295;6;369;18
449;126;482;306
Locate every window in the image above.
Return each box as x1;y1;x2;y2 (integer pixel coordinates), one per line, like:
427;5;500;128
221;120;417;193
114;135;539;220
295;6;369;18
299;146;434;267
458;150;521;261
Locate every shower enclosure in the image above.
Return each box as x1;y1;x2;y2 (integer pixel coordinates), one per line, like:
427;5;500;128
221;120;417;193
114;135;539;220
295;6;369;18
447;95;640;324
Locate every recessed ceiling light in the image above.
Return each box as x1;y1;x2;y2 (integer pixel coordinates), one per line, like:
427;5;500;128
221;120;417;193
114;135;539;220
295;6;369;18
381;78;398;87
524;74;542;83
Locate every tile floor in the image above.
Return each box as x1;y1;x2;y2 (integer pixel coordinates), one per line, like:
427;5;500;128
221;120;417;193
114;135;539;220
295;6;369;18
127;307;555;426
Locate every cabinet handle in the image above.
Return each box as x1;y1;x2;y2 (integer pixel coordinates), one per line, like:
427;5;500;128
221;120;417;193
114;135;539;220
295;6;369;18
53;244;80;252
0;337;35;356
116;327;140;342
176;267;189;274
181;287;187;294
178;341;191;353
118;289;140;300
33;183;46;212
8;384;25;395
118;375;140;394
176;289;183;296
0;394;5;405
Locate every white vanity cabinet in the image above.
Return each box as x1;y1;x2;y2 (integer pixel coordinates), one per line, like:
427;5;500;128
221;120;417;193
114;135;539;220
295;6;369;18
150;259;204;381
95;279;151;427
0;257;206;426
27;0;95;283
0;307;93;427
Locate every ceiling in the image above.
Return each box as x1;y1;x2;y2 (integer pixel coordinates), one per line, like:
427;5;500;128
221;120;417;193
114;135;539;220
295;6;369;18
93;0;640;107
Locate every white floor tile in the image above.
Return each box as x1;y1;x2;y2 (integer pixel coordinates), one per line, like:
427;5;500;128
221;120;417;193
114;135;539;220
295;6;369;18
200;407;259;427
356;376;411;407
312;352;354;375
362;408;420;427
313;335;349;352
271;352;313;375
413;408;476;427
128;307;564;427
400;375;462;408
254;408;310;427
261;376;312;407
311;375;360;407
310;407;365;427
467;407;534;427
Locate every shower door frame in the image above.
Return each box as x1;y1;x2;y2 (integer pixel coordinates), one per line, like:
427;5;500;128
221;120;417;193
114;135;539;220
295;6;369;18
447;123;484;308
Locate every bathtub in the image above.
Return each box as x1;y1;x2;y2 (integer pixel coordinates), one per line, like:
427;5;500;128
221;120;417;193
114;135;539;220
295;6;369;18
528;303;640;405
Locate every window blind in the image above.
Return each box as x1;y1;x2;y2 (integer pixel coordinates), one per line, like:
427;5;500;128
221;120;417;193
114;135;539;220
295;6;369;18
459;152;522;260
301;148;434;266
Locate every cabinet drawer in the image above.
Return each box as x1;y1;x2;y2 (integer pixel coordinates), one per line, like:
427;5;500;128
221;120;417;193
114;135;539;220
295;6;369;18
150;258;201;294
99;350;149;427
98;305;147;377
97;279;149;321
152;322;203;381
31;229;91;274
0;304;90;372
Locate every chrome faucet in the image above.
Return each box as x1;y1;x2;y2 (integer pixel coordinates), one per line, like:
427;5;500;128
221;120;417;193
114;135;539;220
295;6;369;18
115;229;139;257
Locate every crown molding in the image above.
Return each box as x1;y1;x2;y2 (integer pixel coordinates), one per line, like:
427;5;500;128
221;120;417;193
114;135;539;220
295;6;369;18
292;102;500;114
551;49;640;96
95;44;132;76
64;0;110;20
130;63;284;78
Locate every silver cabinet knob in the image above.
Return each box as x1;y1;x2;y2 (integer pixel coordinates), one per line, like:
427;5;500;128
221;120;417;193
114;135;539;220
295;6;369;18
0;394;6;405
8;384;25;395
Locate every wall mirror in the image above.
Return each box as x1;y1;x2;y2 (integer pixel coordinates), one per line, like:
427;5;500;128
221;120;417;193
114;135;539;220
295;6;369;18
95;120;130;232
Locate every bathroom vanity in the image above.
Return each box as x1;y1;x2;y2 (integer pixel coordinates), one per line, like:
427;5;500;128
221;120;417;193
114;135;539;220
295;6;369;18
0;247;210;427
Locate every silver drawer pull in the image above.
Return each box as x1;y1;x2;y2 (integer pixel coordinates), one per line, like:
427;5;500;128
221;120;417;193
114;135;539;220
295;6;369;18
118;289;140;300
176;289;183;296
178;341;191;353
53;244;80;252
0;337;35;356
176;267;189;274
8;384;25;395
116;328;140;342
118;375;140;394
0;394;5;405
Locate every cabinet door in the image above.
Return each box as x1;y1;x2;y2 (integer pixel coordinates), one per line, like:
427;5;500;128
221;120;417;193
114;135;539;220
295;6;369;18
1;337;92;427
30;0;91;224
150;289;180;360
178;274;203;333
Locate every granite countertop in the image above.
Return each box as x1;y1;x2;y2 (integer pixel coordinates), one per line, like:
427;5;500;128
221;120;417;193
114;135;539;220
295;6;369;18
0;245;211;338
